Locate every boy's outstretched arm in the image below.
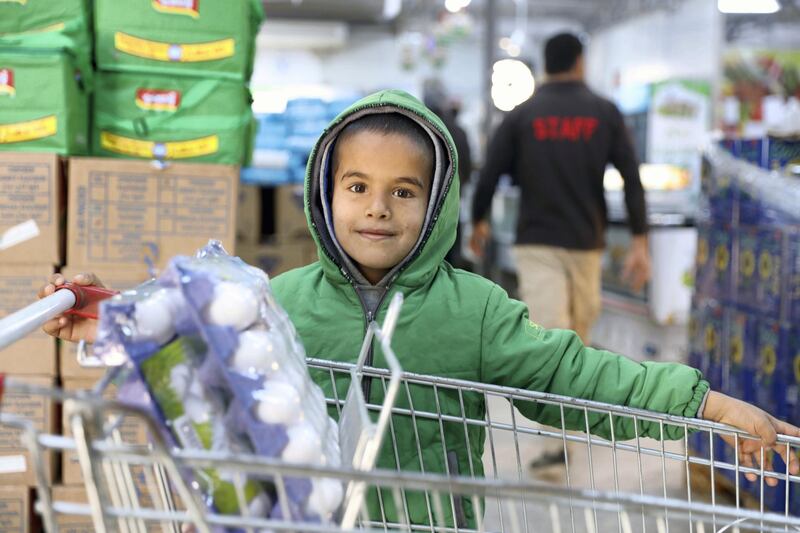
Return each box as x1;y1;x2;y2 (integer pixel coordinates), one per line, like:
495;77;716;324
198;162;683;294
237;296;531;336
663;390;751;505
479;284;800;484
479;284;707;439
38;273;103;343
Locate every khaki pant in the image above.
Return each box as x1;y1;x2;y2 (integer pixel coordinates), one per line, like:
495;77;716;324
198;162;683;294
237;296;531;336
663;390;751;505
513;245;603;466
512;245;603;345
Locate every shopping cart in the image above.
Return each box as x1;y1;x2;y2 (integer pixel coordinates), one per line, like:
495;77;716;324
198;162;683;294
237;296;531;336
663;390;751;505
0;285;799;533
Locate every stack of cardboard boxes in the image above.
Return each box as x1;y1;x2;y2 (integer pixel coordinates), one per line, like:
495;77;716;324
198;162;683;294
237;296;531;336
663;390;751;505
0;153;63;533
0;153;241;533
236;183;318;278
0;1;324;529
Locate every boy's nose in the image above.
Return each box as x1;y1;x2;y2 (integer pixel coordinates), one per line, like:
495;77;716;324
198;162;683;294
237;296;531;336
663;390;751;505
365;196;390;218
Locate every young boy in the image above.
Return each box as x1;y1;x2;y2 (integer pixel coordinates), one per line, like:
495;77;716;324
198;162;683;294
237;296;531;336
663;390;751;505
41;90;799;525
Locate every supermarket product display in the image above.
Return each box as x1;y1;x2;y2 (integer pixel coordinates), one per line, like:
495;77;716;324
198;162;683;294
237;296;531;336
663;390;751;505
690;145;800;514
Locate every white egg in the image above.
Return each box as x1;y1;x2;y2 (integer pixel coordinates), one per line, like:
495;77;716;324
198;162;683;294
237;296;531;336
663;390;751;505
203;281;259;330
132;291;175;345
281;422;322;464
254;381;302;425
270;367;307;396
306;477;344;519
230;330;287;374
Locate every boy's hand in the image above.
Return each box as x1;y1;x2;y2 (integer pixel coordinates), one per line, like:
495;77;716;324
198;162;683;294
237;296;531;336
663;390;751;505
702;390;800;486
470;220;491;258
38;273;103;344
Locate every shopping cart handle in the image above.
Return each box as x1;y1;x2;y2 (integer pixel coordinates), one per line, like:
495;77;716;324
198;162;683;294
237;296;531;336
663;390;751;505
56;283;119;320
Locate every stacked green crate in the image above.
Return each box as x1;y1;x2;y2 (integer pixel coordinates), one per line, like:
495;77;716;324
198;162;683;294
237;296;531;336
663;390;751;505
92;0;263;164
0;51;89;154
95;0;263;81
0;0;92;154
93;71;253;164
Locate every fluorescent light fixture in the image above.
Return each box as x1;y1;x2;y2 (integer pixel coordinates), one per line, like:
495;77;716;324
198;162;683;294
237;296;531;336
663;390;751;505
445;0;471;13
491;59;535;111
382;0;402;20
718;0;780;13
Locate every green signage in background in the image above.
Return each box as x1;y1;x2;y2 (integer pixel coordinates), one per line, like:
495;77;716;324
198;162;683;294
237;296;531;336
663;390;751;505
0;50;89;154
93;71;255;164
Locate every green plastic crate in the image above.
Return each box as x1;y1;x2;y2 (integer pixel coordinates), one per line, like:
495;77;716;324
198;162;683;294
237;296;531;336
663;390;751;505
93;71;254;165
0;0;92;84
0;50;89;154
95;0;264;81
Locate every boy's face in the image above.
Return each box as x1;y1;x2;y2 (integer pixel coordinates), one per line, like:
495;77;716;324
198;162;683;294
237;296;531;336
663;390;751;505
332;130;431;285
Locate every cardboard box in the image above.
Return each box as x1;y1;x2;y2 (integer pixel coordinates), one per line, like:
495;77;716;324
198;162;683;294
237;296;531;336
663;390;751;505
0;376;56;487
237;241;314;279
275;184;310;241
0;153;64;265
61;379;149;486
236;183;262;245
52;484;168;532
51;485;93;533
67;158;238;270
0;265;57;375
0;486;33;533
58;265;153;379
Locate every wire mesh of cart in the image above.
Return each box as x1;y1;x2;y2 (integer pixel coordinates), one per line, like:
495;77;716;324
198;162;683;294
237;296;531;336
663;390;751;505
1;288;799;533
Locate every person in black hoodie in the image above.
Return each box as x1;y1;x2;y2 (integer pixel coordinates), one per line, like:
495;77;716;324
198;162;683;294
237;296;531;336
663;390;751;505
424;79;473;269
471;32;651;344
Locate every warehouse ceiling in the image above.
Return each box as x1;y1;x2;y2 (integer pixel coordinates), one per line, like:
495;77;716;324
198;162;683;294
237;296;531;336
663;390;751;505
262;0;800;36
262;0;691;31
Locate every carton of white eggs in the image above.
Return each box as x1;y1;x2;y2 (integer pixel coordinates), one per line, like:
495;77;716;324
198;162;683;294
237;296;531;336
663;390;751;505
94;241;345;524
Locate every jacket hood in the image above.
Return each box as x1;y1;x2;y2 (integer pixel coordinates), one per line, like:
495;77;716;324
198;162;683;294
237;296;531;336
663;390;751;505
304;89;460;290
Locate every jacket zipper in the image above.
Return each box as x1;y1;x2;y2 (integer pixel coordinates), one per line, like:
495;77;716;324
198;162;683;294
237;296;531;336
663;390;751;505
360;291;389;403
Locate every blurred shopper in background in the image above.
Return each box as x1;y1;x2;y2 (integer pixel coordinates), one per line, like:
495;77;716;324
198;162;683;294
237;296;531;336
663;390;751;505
471;32;651;344
424;78;473;270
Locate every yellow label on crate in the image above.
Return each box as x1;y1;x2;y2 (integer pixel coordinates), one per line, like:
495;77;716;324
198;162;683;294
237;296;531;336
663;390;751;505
731;336;743;365
100;131;218;159
759;251;773;280
760;344;777;376
114;32;234;63
715;244;730;271
152;0;200;18
795;354;800;382
740;249;755;278
0;115;57;144
704;325;716;352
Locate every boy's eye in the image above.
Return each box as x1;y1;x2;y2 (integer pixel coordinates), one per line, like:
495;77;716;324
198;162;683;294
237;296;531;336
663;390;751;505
347;183;366;193
393;188;415;199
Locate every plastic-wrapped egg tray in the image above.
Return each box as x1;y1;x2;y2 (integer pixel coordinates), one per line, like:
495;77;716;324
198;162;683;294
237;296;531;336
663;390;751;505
94;241;343;524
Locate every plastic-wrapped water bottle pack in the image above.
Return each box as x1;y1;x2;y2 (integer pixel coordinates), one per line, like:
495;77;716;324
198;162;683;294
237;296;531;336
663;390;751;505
93;241;343;525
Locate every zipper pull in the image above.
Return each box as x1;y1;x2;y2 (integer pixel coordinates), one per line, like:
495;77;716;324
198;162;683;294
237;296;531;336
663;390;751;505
366;311;374;323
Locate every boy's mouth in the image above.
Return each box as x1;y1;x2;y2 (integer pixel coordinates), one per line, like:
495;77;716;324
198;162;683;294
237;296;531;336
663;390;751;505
356;228;396;241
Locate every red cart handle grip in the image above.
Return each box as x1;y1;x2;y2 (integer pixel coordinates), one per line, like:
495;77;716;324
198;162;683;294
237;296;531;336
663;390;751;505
55;283;120;320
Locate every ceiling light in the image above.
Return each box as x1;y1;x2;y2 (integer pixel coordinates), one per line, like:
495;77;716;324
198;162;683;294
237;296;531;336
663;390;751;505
718;0;780;13
444;0;471;13
491;59;535;112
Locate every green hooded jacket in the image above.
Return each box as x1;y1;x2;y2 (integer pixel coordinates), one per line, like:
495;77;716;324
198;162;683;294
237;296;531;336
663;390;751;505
271;90;709;525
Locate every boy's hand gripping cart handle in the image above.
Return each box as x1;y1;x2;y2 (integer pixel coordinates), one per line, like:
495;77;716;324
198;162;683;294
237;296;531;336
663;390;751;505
0;283;119;352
